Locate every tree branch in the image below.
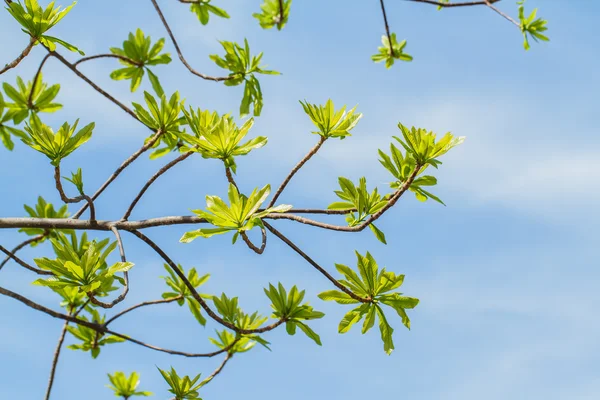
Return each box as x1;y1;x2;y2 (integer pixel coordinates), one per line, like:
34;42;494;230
0;244;53;275
73;54;142;67
263;221;370;303
54;165;96;221
149;0;232;82
104;295;183;326
240;228;267;255
0;234;47;271
0;286;232;358
379;0;395;56
402;0;501;7
268;136;326;208
200;352;232;387
73;129;164;219
0;37;35;76
122;150;194;221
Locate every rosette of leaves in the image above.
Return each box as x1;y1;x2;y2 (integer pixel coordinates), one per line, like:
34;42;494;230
180;183;292;243
188;0;229;25
161;264;210;326
318;251;419;355
106;371;152;398
209;329;265;355
67;308;125;359
33;235;132;296
264;283;324;345
63;167;84;195
18;196;70;242
253;0;291;30
213;293;268;332
518;0;549;50
379;140;445;205
210;39;279;117
300;99;362;140
395;123;464;168
21;114;94;166
109;29;172;94
179;108;266;172
0;92;26;150
2;74;62;124
132;91;185;159
52;285;87;311
328;177;389;244
371;33;413;69
158;367;203;400
5;0;84;55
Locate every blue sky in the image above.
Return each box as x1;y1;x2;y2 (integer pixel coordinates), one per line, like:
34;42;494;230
1;0;599;399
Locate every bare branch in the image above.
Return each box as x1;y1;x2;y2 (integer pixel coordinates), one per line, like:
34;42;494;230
484;0;519;27
73;129;164;219
0;234;47;271
263;221;370;303
268;136;326;208
379;0;395;57
0;244;52;275
54;165;96;221
0;37;35;76
73;54;142;67
104;295;183;326
402;0;501;7
240;228;267;255
122;150;194;221
149;0;232;82
200;352;232;387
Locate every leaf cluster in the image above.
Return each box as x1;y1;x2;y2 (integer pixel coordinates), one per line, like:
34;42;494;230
6;0;84;54
2;74;62;124
264;283;324;345
300;99;362;139
189;0;229;25
518;1;549;50
318;252;419;354
371;33;413;69
180;183;291;243
253;0;292;30
161;264;210;326
106;371;152;398
22;114;94;166
110;29;172;94
67;308;126;358
158;367;202;400
18;196;70;240
210;39;279;116
395;123;464;168
179;109;266;172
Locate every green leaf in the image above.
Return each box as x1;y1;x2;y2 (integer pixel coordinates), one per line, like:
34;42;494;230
372;33;413;69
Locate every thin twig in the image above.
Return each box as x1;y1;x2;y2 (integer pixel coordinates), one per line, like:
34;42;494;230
240;228;267;255
0;234;47;271
263;222;370;303
379;0;395;56
122;150;194;221
104;295;183;326
149;0;231;82
44;302;87;400
73;54;141;67
0;286;233;357
402;0;502;7
86;227;130;309
0;37;35;75
73;130;164;219
200;352;232;387
128;230;286;334
0;244;53;275
224;166;238;190
54;165;96;221
268;136;326;208
484;0;519;27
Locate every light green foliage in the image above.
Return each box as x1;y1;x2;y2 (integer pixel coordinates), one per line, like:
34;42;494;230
328;177;388;244
63;167;84;195
518;0;549;50
5;0;83;54
253;0;292;30
106;371;153;398
395;123;464;168
32;233;131;295
180;108;266;172
213;293;267;332
0;92;26;150
21;114;93;166
264;283;324;345
2;74;62;124
209;329;263;354
210;39;279;117
53;285;87;310
158;367;203;400
371;33;413;69
161;264;210;326
18;196;70;241
132;91;185;159
110;29;172;94
318;251;419;355
180;183;292;243
300;99;362;140
189;0;229;25
67;307;126;359
379;140;445;205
